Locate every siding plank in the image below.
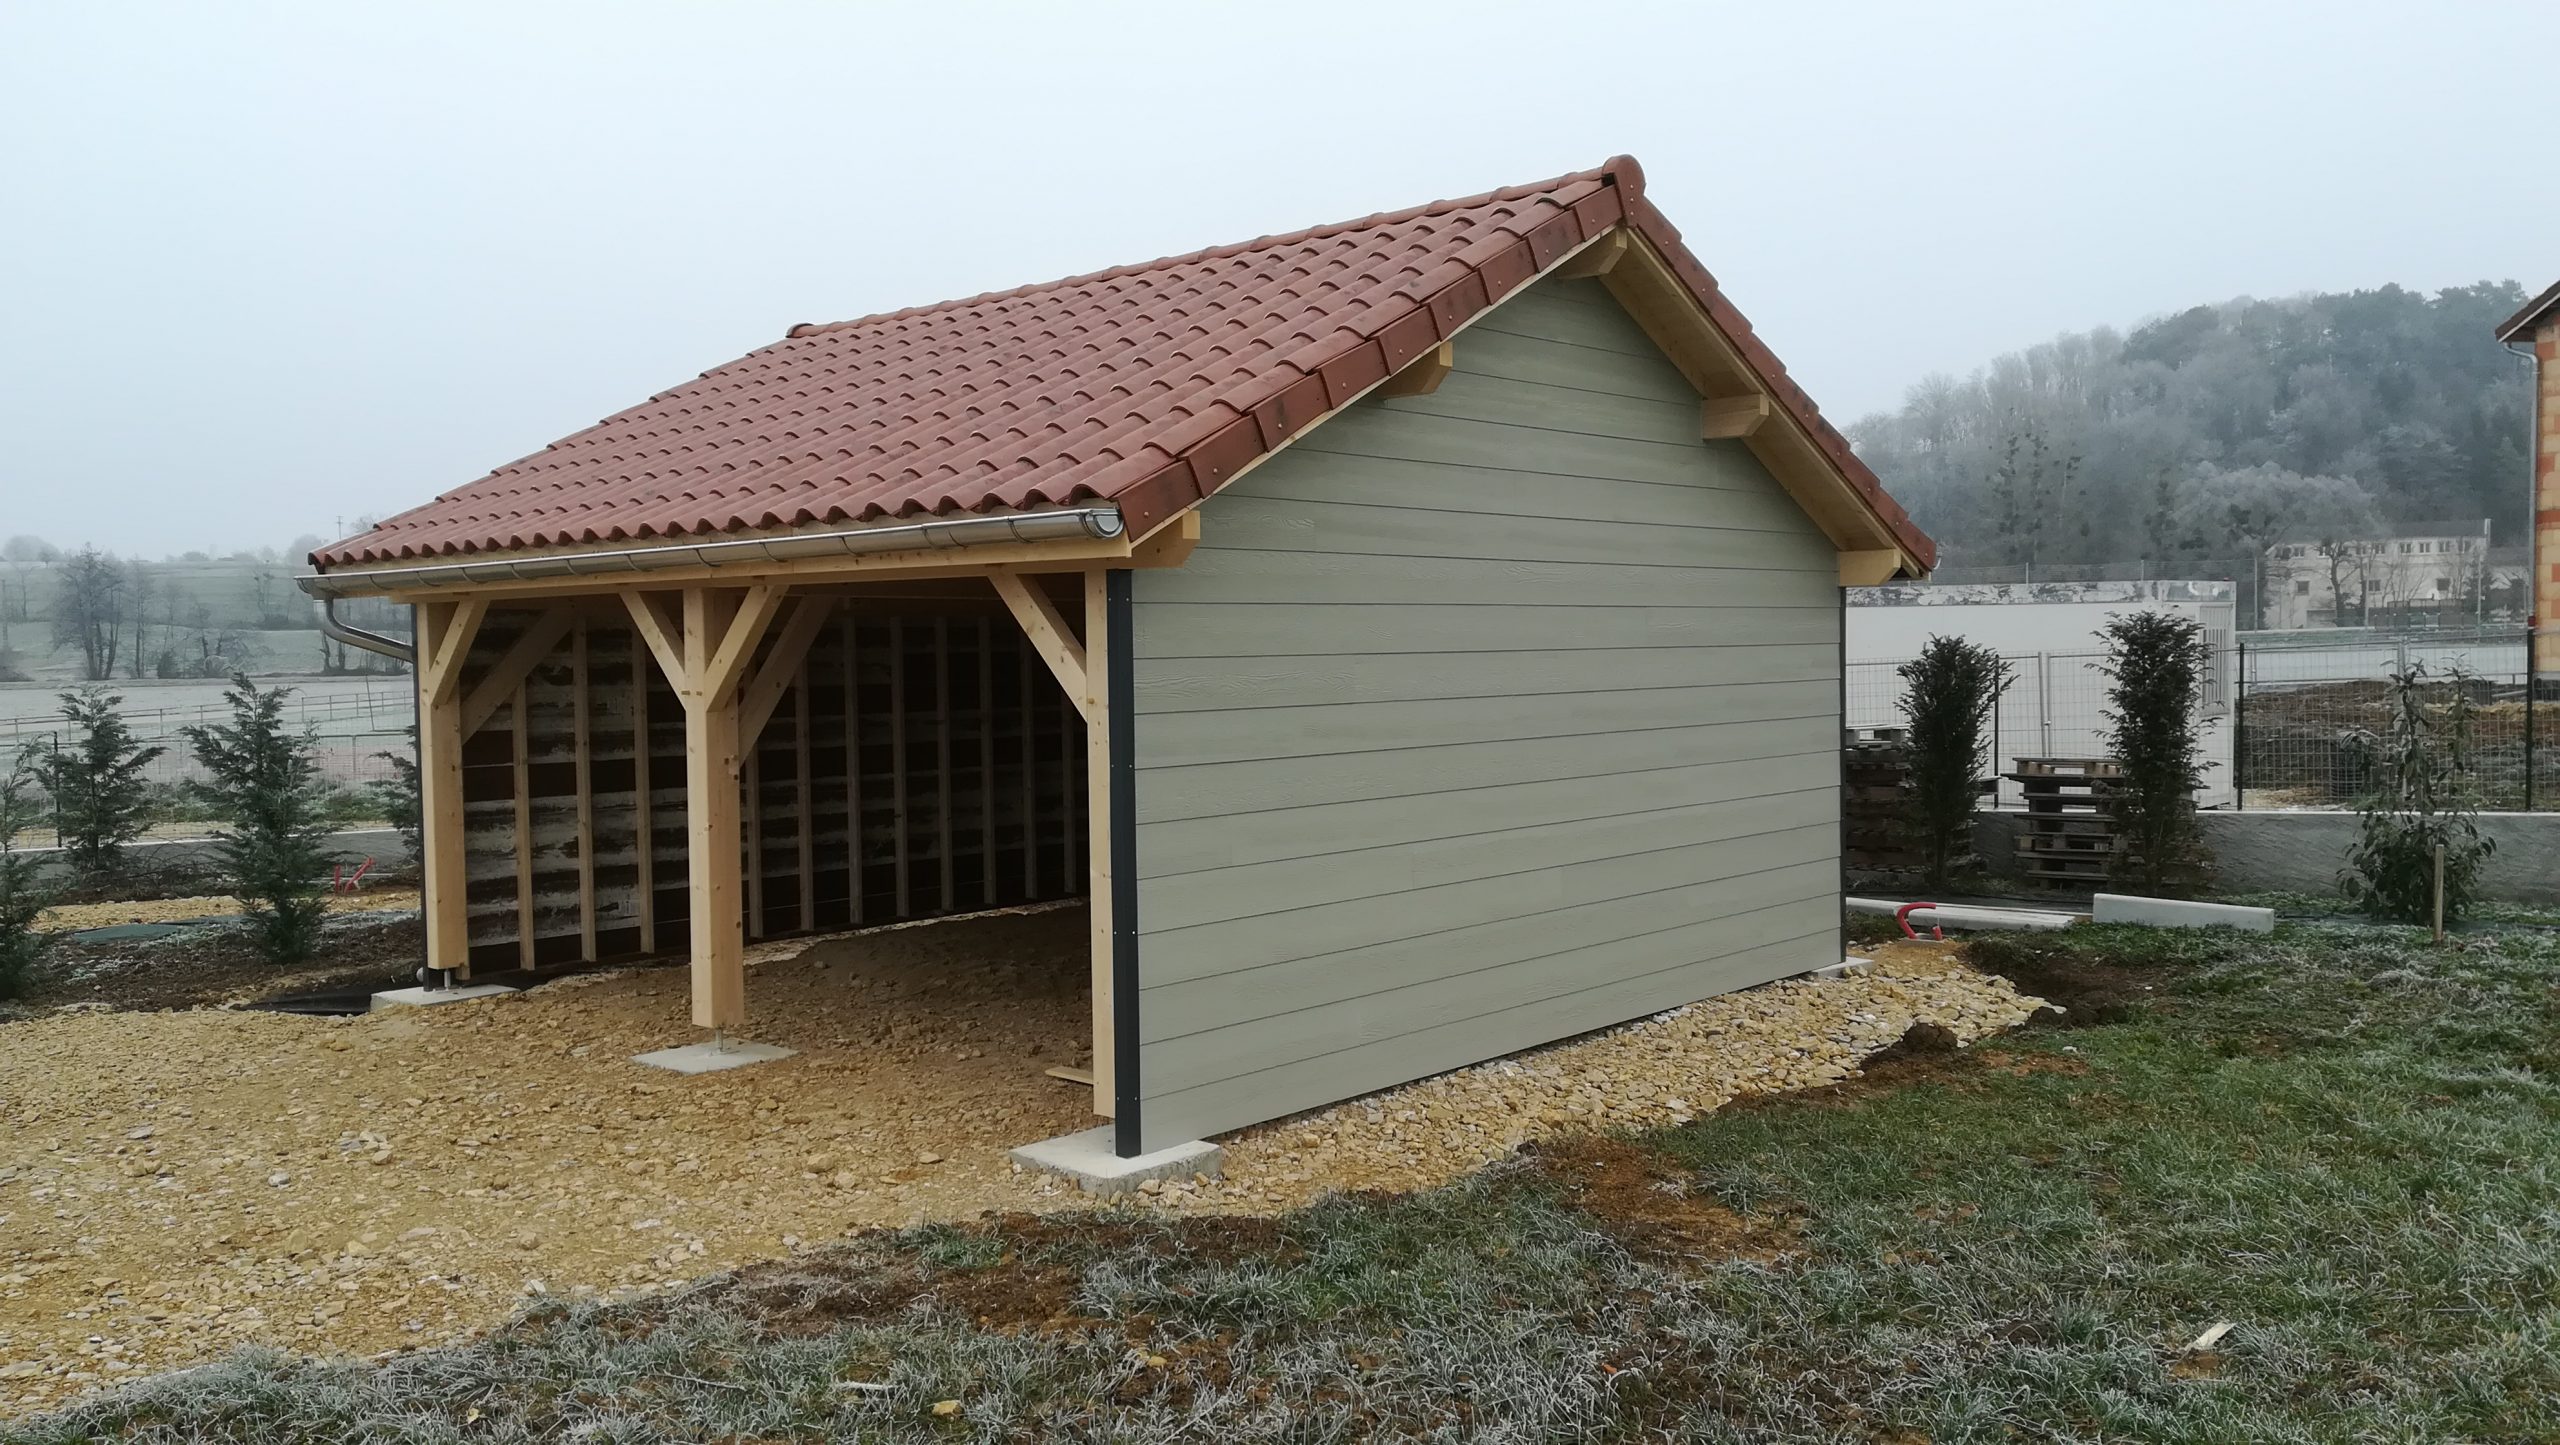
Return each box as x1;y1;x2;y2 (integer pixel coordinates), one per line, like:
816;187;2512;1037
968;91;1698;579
1137;749;1838;876
1126;273;1846;1151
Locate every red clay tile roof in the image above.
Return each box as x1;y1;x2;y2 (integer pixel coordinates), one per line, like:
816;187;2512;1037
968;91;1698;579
314;156;1933;570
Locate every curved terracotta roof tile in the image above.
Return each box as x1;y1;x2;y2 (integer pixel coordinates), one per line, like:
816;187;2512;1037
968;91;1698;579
314;157;1931;569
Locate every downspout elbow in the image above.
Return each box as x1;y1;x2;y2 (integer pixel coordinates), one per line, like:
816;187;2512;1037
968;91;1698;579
318;594;415;665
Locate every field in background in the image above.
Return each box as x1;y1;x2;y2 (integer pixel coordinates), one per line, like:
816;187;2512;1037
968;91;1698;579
0;675;413;843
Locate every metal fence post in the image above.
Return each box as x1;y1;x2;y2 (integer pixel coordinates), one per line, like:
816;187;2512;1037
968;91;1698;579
2233;639;2247;811
2527;622;2539;813
2035;651;2053;758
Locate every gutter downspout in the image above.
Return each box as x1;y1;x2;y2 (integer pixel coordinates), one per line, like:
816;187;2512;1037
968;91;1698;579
296;506;1126;599
319;596;415;665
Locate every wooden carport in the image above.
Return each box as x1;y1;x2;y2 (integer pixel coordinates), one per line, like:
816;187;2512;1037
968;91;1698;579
316;511;1196;1114
305;155;1940;1160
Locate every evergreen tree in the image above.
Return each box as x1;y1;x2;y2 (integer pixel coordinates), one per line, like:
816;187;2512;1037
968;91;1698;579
23;684;165;878
181;676;331;965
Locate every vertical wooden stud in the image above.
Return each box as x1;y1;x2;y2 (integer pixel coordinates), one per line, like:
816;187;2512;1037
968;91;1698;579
1060;649;1079;891
890;614;910;916
794;644;815;935
978;617;996;908
843;612;862;925
630;631;656;955
744;750;765;939
572;617;597;962
1020;642;1038;897
935;617;954;912
512;682;535;971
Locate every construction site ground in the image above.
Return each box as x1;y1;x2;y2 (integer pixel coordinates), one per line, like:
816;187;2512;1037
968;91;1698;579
0;904;2039;1414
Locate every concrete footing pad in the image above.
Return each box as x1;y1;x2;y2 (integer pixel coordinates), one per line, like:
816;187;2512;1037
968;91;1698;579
1803;955;1876;982
2091;893;2275;933
1011;1126;1223;1197
370;984;518;1012
631;1039;798;1074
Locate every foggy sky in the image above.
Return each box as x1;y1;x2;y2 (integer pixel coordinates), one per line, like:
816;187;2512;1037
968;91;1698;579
4;0;2553;560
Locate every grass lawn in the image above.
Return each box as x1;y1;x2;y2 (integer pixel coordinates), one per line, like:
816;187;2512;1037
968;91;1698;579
9;921;2557;1443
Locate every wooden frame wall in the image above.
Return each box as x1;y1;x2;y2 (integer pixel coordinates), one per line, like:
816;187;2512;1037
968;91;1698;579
440;595;1088;994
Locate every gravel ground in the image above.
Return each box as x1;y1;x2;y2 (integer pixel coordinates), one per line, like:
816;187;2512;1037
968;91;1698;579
0;911;2035;1414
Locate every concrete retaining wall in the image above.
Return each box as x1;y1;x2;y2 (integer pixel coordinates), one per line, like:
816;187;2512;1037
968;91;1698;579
23;828;404;888
1973;810;2560;905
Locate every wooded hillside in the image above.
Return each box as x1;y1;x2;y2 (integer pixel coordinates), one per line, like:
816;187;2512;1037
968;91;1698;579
1847;282;2535;573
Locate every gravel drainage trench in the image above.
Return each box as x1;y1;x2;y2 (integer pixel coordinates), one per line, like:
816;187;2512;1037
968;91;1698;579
0;910;2038;1413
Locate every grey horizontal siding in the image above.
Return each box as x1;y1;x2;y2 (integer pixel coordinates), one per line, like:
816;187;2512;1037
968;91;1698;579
1126;273;1842;1151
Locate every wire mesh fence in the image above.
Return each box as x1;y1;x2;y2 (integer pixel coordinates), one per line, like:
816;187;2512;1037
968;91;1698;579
0;683;416;847
1848;627;2550;812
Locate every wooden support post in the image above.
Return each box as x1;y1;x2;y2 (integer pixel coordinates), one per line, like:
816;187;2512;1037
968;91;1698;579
1083;568;1114;1115
416;599;486;980
622;584;784;1032
572;619;596;961
512;683;535;971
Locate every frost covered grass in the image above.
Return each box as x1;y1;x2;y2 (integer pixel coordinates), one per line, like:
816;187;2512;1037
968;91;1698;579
11;921;2557;1443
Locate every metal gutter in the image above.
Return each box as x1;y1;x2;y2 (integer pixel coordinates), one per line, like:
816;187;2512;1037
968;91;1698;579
297;507;1127;599
318;597;416;664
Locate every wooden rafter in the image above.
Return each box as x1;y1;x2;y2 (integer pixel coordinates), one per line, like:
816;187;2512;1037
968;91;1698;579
1555;228;1629;279
1699;393;1772;440
1378;341;1454;398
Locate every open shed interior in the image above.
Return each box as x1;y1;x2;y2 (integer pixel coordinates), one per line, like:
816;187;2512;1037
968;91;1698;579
452;589;1091;976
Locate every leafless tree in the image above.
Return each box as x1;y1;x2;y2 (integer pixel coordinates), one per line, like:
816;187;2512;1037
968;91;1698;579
51;547;126;680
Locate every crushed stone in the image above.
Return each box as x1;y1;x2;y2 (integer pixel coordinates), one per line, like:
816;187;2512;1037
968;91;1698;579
0;912;2032;1414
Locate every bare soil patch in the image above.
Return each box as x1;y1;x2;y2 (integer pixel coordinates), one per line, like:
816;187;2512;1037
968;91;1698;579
1528;1136;1801;1266
9;912;424;1017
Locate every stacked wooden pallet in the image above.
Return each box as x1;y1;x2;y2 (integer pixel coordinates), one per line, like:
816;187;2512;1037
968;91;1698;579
1842;727;1923;876
2006;756;2123;891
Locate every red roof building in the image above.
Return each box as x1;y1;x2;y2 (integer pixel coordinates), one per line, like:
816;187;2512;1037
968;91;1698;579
312;157;1932;1161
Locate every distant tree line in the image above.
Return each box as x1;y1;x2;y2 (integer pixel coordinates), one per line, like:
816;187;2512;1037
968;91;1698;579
1847;282;2535;576
0;526;403;683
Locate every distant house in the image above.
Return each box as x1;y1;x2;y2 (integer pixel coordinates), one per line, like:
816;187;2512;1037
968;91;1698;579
2259;523;2523;630
2495;283;2559;678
